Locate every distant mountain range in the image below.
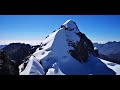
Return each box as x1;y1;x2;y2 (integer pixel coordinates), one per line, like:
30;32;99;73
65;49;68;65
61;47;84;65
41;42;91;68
1;43;40;65
1;41;120;74
93;41;120;64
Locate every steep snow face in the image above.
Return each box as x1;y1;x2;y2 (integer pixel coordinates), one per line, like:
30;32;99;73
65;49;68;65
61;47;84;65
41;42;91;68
19;56;45;75
31;20;81;71
19;20;120;75
62;20;80;50
63;19;79;31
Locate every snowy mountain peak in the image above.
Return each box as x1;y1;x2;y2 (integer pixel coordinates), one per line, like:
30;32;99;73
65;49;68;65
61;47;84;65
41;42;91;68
19;20;119;75
63;19;74;26
61;19;79;32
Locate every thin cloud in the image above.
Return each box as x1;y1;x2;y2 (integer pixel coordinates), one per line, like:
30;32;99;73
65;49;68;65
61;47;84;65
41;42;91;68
0;40;44;45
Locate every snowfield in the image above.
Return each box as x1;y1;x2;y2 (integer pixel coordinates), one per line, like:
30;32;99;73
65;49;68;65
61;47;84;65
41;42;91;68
100;59;120;75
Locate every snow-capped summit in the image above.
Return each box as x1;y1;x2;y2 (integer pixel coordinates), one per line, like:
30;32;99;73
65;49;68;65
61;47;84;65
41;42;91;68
62;19;79;31
19;20;120;75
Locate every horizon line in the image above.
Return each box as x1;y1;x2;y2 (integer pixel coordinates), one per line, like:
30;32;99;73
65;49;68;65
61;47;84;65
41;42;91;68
0;40;120;45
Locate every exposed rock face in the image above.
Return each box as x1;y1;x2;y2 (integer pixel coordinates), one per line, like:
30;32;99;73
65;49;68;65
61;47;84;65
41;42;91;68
1;43;40;65
0;50;19;75
68;32;96;63
94;49;99;57
1;43;31;65
60;20;98;63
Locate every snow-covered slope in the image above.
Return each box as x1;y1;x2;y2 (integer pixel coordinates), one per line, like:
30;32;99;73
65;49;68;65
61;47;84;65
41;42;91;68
19;55;45;75
19;20;120;75
100;59;120;75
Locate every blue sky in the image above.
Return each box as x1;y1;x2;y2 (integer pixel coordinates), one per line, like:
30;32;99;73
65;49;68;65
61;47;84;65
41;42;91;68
0;15;120;45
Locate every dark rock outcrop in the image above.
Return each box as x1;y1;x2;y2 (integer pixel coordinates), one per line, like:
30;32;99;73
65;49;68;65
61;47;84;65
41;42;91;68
94;49;99;57
1;43;31;65
68;32;97;63
60;20;98;63
0;50;19;75
0;45;7;50
1;43;40;65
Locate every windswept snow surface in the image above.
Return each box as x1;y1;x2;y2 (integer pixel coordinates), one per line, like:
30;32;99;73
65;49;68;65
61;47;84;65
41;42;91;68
19;56;45;75
19;20;120;75
46;62;65;75
100;59;120;75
